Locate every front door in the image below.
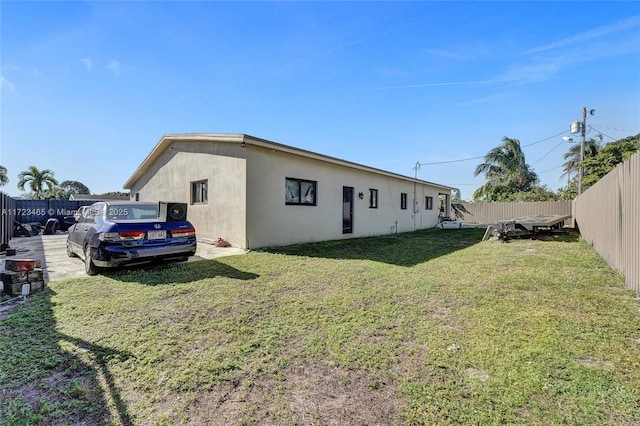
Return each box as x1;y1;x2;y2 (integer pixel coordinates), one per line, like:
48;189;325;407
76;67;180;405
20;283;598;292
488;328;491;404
342;186;353;234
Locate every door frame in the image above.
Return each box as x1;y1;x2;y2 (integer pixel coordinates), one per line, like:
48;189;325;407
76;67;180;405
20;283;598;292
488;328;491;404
342;186;354;234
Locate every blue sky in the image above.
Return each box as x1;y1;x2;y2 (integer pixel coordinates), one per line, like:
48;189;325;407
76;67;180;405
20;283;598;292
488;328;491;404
2;1;639;200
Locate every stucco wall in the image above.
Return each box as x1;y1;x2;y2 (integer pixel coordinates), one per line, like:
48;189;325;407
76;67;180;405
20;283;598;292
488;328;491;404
128;141;247;247
244;145;444;248
128;136;449;250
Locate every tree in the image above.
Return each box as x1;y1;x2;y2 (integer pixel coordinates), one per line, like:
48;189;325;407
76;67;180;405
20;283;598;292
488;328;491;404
581;134;640;188
473;136;539;201
451;188;461;202
100;191;129;197
556;175;579;200
58;180;91;200
509;185;558;202
560;135;601;182
17;166;59;199
0;165;8;187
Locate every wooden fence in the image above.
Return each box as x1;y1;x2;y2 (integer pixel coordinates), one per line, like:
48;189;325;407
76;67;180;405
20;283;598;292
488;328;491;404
455;200;573;225
574;150;640;294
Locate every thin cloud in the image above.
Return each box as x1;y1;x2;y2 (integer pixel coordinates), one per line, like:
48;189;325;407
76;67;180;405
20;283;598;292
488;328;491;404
458;90;517;107
423;44;490;61
423;48;471;61
212;18;428;90
502;35;640;83
1;75;16;94
500;56;572;83
107;59;121;75
525;15;640;54
80;58;93;72
375;78;519;90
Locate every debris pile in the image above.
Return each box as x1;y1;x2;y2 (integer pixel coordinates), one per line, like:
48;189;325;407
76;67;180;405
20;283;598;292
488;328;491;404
1;258;45;298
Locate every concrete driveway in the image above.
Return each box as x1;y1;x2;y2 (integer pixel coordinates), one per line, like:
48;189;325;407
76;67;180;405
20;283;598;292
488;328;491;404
1;233;247;282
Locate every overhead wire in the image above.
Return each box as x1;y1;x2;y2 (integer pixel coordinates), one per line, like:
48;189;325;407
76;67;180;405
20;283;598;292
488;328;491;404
415;129;568;166
531;140;566;166
538;164;565;174
590;127;618;142
417;125;636;190
590;125;639;135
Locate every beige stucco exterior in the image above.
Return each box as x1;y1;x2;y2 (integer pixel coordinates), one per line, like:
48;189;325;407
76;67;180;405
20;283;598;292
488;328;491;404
124;134;452;249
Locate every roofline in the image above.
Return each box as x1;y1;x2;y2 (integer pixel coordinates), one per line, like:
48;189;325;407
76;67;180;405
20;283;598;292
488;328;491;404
123;133;453;191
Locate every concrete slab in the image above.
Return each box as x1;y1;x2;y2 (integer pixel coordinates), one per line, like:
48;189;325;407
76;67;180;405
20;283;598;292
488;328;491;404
1;233;247;282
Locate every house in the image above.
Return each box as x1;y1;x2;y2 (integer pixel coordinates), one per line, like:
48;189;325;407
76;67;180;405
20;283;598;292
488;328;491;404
123;134;453;249
69;194;129;201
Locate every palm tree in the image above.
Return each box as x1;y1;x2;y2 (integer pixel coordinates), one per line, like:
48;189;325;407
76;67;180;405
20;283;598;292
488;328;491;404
0;165;8;187
473;136;538;201
560;136;602;182
17;166;59;198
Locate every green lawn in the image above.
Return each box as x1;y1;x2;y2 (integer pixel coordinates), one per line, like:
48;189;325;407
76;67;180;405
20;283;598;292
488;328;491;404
1;228;639;425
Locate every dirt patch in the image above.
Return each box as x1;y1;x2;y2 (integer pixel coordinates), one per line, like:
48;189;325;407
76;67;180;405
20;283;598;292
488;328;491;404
0;297;25;320
0;368;111;426
176;364;401;425
575;358;615;369
465;368;489;381
283;364;400;425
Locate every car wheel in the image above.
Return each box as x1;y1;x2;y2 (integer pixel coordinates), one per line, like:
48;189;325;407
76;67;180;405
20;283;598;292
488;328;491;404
84;245;99;276
66;238;77;257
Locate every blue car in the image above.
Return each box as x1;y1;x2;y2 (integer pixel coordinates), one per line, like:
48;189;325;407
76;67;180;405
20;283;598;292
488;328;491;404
66;201;197;275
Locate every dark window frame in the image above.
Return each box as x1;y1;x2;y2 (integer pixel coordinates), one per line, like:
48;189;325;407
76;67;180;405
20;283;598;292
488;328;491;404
369;188;379;209
285;177;317;206
191;179;208;205
425;196;433;210
400;193;407;210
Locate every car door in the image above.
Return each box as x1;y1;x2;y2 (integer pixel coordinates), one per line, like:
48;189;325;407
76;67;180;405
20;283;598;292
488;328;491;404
70;205;95;250
68;207;84;251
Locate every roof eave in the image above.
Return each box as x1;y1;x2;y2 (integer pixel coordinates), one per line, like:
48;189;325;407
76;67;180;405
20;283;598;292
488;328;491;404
123;133;453;192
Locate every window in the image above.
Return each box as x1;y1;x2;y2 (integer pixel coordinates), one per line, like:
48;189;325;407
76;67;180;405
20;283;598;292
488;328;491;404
400;193;407;210
83;204;102;223
425;196;433;210
191;180;208;204
369;189;378;208
285;178;317;205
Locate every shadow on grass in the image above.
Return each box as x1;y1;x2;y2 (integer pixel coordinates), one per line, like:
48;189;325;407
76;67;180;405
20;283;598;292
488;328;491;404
108;257;259;285
261;228;487;267
0;288;134;425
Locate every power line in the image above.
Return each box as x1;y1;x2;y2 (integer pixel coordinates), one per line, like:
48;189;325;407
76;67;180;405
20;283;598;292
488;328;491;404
590;125;639;135
531;140;565;166
538;164;565;174
416;130;568;166
521;130;569;148
442;183;480;186
590;127;620;142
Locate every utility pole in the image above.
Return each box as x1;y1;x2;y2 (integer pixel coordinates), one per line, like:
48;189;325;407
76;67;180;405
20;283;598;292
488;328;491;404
413;161;420;230
571;107;595;195
578;107;587;195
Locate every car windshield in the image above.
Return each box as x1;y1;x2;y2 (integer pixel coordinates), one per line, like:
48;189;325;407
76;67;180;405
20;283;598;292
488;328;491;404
107;204;158;220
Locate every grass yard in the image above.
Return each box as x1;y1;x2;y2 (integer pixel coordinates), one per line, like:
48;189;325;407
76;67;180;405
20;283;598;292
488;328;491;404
1;228;639;425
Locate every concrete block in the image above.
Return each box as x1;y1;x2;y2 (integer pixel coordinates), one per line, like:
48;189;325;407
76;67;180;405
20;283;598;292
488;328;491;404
5;259;38;272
